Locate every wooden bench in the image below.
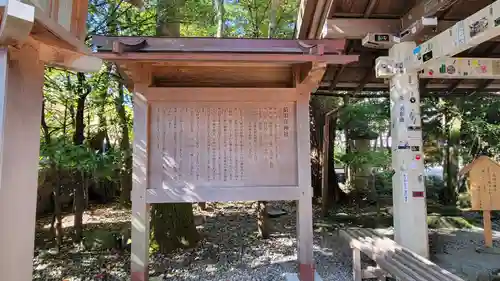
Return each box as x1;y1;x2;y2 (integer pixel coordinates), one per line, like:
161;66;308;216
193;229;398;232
339;228;465;281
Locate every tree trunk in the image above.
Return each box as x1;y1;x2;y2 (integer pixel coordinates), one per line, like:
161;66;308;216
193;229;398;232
214;0;225;37
257;201;270;238
443;99;462;205
353;139;372;193
72;72;88;243
115;83;132;205
42;100;64;249
328;115;343;203
152;0;200;253
53;169;63;249
255;0;280;236
151;203;200;253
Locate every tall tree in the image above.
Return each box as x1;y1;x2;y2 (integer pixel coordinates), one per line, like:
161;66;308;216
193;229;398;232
72;72;90;242
151;0;200;253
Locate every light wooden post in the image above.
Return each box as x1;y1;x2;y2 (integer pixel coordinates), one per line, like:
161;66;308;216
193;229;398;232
297;91;315;281
131;88;150;281
0;46;45;281
352;248;362;281
388;42;429;258
483;210;493;247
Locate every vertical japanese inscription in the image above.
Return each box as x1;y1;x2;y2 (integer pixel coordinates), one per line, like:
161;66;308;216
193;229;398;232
156;102;297;187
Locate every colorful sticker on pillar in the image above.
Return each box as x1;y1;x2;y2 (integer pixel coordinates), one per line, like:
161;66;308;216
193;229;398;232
422;51;433;63
447;65;456;74
398;141;410;149
413;45;421;55
409;161;418;170
412;191;425;198
493;60;500;75
403;173;409;203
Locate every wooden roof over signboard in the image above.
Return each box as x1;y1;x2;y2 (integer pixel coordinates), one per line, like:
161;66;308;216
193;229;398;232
92;36;358;88
316;0;500;96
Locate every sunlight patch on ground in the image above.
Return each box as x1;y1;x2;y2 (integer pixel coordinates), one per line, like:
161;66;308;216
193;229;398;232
40;205;131;229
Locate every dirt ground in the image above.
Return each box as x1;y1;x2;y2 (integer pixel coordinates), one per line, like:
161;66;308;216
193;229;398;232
32;203;500;281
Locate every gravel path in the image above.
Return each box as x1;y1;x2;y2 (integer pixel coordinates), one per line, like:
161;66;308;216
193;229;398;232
33;202;354;281
34;202;498;281
150;201;353;281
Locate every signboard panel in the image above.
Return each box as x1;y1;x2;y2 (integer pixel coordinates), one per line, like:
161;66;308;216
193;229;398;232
150;101;298;189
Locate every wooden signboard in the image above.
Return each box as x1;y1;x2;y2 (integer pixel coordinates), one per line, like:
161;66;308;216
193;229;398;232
460;156;500;247
145;88;303;203
460;156;500;210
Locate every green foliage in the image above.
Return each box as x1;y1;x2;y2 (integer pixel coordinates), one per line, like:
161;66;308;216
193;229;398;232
338;99;390;140
340;150;390;169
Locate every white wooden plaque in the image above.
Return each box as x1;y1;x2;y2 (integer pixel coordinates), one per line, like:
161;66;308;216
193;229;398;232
150;101;298;191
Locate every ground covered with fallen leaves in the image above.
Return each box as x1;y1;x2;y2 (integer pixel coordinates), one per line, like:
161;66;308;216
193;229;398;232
32;202;500;281
32;202;353;281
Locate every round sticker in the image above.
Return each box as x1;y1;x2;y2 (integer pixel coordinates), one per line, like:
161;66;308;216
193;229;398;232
447;65;456;74
410;97;416;103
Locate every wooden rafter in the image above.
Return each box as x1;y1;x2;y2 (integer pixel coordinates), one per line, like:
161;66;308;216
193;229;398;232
445;79;462;94
354;70;372;93
297;62;328;94
469;79;495;96
364;0;379;18
420;79;431;91
328;40;354;90
296;0;336;39
401;0;460;29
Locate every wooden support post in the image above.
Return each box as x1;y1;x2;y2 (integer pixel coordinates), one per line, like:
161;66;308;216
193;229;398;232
353;248;362;281
131;87;150;281
483;210;493;248
0;45;45;281
297;90;314;281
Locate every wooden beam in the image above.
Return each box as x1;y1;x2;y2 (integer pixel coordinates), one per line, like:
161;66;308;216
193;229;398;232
318;82;500;92
0;0;35;45
93;36;348;55
297;62;328;94
314;90;500;97
364;0;379;18
30;4;91;53
355;70;373;93
296;0;318;38
445;79;462;94
37;40;102;72
328;40;354;90
297;0;336;39
401;0;460;29
420;79;431;90
469;79;495;96
325;18;401;39
71;0;88;40
325;19;464;40
97;52;359;65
